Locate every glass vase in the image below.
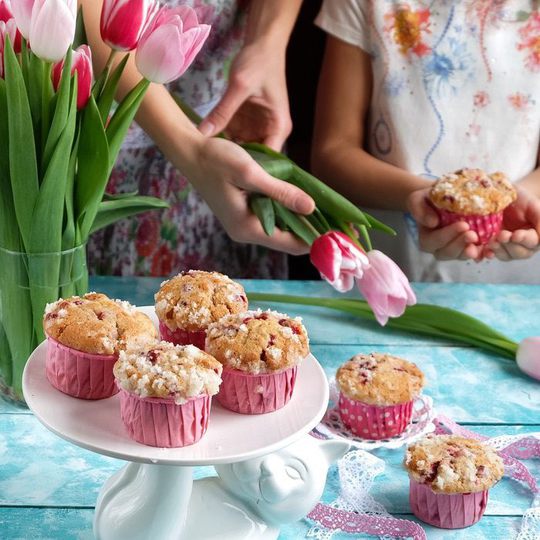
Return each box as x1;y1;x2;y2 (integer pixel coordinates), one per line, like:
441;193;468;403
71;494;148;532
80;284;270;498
0;245;88;405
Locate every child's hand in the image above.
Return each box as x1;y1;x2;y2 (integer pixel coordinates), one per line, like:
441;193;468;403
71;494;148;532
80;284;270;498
407;188;481;260
486;188;540;260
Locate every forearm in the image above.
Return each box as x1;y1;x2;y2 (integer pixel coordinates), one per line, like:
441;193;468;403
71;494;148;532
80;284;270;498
244;0;303;51
79;0;203;175
312;143;430;211
517;166;540;198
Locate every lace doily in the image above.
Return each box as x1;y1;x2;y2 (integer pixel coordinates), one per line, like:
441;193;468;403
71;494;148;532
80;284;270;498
315;379;435;450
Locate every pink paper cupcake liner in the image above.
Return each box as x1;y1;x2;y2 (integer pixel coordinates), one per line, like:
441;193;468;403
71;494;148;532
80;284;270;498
45;337;118;400
118;387;211;448
338;393;413;440
436;208;503;245
159;321;206;350
409;479;488;529
217;366;297;414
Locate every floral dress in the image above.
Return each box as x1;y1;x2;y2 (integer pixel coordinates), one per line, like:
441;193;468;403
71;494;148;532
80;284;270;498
317;0;540;283
87;0;288;279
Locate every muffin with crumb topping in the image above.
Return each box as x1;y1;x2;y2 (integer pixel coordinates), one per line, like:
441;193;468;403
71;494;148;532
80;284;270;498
405;434;504;528
428;168;516;245
155;270;248;350
205;309;309;414
336;353;425;439
114;341;222;447
43;293;157;399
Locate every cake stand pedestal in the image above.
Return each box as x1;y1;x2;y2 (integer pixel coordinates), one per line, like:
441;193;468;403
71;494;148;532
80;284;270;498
23;337;347;540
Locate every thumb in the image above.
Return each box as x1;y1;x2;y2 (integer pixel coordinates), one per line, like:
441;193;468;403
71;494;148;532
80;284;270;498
253;170;315;215
199;81;248;137
408;190;439;228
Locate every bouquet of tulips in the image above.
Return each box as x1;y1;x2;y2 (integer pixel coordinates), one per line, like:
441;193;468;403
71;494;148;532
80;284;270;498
0;0;210;401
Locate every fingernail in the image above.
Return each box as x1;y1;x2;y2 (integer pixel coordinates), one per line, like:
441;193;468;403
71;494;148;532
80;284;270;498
199;121;214;136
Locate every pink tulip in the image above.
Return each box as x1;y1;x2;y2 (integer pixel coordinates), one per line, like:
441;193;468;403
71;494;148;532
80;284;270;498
29;0;76;62
356;250;416;326
310;231;369;293
100;0;158;51
0;1;21;51
516;337;540;381
52;45;93;109
135;5;210;84
10;0;33;39
0;18;18;77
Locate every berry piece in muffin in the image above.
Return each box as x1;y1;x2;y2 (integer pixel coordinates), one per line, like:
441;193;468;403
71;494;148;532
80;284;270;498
336;353;425;439
205;309;309;414
404;434;504;494
205;309;309;374
44;292;157;355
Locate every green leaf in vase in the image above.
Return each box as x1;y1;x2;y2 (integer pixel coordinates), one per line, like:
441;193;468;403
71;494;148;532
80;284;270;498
96;54;129;124
4;38;39;252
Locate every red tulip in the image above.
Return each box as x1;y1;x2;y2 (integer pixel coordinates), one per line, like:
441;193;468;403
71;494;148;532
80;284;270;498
0;1;21;52
310;231;369;293
135;5;210;84
52;45;93;109
356;250;416;326
100;0;158;51
0;18;17;77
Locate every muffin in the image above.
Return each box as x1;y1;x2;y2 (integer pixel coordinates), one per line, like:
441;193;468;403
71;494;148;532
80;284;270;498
43;293;157;399
205;309;309;414
428;168;517;245
155;270;248;350
114;341;222;447
405;435;504;529
336;353;425;439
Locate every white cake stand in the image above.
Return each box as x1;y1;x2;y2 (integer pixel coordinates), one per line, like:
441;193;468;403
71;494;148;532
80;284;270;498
23;307;347;540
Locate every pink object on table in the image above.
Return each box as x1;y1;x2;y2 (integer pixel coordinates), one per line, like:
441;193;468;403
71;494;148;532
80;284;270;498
217;366;297;415
45;337;118;400
338;393;413;440
436;208;503;245
409;479;488;529
118;388;211;448
159;321;206;350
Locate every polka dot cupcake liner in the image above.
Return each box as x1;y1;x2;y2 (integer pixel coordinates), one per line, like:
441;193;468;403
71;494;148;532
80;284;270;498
217;366;297;415
409;479;488;529
338;393;413;440
118;387;211;448
45;337;118;400
436;208;503;245
159;321;206;350
316;379;435;450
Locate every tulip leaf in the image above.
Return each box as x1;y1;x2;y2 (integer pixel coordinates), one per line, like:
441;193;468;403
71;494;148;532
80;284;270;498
106;78;149;172
43;49;72;174
97;54;129;124
272;201;319;245
90;196;170;234
103;190;140;201
75;94;110;239
27;50;44;135
74;7;88;48
249;195;275;236
4;38;39;252
62;123;81;250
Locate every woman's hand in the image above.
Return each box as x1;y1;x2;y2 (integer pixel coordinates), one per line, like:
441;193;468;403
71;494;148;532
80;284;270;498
183;137;314;255
198;42;292;151
487;187;540;261
407;187;481;260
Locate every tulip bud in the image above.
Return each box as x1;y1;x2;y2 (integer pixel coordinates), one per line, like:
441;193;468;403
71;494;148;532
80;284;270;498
29;0;76;62
135;5;210;84
52;45;93;109
0;1;22;52
10;0;33;40
0;18;18;77
100;0;158;51
516;337;540;381
356;250;416;326
310;231;369;293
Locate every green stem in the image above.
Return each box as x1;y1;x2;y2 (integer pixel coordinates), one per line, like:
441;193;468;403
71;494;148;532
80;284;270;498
297;215;321;239
359;224;373;251
41;61;52;165
247;292;519;359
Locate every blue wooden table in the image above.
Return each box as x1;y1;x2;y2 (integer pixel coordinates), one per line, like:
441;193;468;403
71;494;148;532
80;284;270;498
1;279;539;539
